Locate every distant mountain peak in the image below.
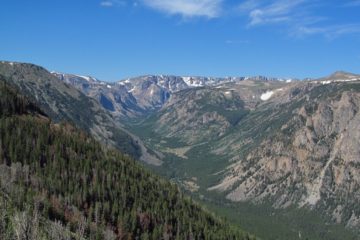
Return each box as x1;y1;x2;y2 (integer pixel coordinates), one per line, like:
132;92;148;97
329;71;359;79
51;72;101;83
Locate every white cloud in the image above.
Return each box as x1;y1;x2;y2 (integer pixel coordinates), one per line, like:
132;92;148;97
238;0;360;39
142;0;223;18
240;0;306;26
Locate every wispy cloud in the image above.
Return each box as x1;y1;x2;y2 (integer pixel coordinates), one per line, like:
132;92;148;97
238;0;307;26
100;1;114;7
237;0;259;11
100;0;126;7
293;24;360;39
237;0;360;39
103;0;360;39
142;0;223;18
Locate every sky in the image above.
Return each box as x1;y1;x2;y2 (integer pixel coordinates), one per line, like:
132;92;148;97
1;0;360;81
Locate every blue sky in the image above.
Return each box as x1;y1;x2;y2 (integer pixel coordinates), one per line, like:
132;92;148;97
1;0;360;81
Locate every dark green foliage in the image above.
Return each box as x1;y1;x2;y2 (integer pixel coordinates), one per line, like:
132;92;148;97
108;126;141;159
0;82;253;239
204;199;360;240
0;79;45;117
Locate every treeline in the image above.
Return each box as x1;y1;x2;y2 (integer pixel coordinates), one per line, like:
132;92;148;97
0;80;255;239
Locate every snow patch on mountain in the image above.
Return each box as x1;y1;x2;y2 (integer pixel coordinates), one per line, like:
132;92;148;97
182;77;204;87
260;91;274;101
78;75;91;81
321;80;331;85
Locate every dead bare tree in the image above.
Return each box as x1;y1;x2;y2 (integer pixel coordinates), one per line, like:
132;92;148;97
13;211;32;240
47;220;71;240
103;228;116;240
76;215;87;240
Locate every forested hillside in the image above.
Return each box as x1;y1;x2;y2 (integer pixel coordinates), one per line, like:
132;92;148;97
0;80;254;239
0;62;142;160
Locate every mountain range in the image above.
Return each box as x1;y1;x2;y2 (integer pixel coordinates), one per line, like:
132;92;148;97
51;71;297;118
0;63;254;239
1;60;360;239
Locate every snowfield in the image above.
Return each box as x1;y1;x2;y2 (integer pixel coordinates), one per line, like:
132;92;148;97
260;91;274;101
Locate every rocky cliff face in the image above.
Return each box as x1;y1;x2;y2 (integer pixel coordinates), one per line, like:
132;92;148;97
208;80;360;230
148;87;245;144
52;72;143;117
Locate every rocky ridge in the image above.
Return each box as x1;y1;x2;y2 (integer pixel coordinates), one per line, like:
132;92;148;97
207;76;360;230
0;61;161;165
52;72;296;118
